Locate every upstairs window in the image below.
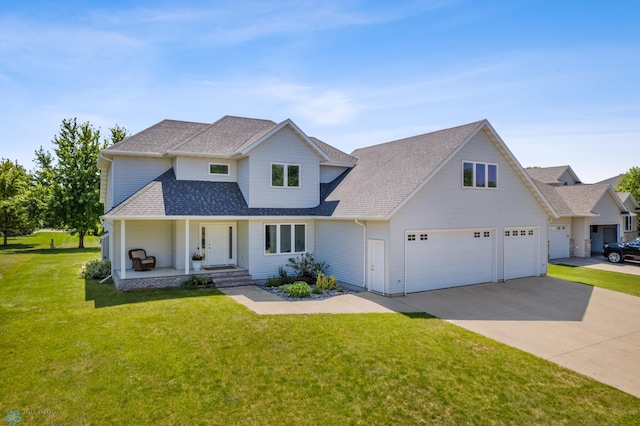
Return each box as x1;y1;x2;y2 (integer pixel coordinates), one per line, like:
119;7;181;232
209;163;229;175
272;163;300;188
463;162;497;189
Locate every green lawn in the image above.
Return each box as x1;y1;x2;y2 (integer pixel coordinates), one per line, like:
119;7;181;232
1;233;639;424
549;264;640;297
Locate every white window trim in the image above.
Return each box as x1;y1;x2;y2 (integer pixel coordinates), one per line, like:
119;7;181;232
270;162;301;188
209;163;230;176
462;160;498;189
624;215;636;232
264;223;307;255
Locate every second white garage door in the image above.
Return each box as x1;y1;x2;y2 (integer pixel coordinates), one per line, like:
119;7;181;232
405;229;495;293
548;224;570;259
504;227;539;280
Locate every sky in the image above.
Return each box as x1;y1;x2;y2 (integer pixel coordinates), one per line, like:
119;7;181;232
1;0;639;183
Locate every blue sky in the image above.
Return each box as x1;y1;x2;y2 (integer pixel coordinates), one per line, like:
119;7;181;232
1;0;638;182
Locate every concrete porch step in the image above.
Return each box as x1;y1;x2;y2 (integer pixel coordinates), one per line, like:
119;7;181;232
205;269;255;288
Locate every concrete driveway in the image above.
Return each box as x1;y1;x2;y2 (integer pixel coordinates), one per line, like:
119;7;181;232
223;276;640;397
551;255;640;276
394;277;640;398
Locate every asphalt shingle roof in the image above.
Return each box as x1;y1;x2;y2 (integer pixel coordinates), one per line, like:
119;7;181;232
525;166;571;185
104;169;341;218
103;115;355;166
321;120;485;217
531;179;612;216
169;116;278;156
106;120;209;154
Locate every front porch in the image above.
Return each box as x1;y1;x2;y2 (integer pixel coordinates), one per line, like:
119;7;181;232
113;266;254;291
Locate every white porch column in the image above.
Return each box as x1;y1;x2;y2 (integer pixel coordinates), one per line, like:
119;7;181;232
120;219;126;279
184;220;190;274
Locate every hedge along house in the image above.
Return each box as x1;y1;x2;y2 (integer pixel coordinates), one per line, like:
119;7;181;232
99;116;557;293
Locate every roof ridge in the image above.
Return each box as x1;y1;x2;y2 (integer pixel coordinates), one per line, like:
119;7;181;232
351;120;485;155
168;117;229;153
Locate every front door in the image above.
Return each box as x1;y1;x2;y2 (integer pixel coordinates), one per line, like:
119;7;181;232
202;224;234;266
368;239;385;294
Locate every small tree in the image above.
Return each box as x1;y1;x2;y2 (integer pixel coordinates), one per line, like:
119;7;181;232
616;166;640;203
0;159;31;245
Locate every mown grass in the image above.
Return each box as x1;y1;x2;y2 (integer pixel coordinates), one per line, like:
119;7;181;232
549;264;640;297
1;232;639;424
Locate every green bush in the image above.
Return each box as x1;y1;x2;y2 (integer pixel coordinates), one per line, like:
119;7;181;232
315;272;337;291
265;276;282;287
286;253;328;282
81;259;111;279
279;281;311;298
182;276;208;289
312;286;323;295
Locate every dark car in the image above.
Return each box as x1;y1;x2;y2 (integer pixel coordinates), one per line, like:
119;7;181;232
603;238;640;263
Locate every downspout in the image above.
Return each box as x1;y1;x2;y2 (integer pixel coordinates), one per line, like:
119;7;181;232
355;219;366;289
99;152;113;276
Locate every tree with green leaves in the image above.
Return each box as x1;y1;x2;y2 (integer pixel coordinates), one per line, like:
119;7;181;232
0;159;32;245
616;166;640;202
32;119;128;248
27;147;56;229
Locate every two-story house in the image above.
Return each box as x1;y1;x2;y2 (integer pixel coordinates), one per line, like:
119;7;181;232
99;116;556;294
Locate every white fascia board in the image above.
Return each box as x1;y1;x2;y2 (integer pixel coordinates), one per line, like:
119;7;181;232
101;150;168;158
320;162;356;168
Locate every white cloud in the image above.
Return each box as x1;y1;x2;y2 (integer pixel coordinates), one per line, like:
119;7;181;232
255;82;361;125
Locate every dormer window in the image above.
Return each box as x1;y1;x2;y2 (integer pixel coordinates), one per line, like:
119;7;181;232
209;163;229;175
272;163;300;188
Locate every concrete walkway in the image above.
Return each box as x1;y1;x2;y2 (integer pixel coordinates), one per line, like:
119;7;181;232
551;255;640;276
221;277;640;398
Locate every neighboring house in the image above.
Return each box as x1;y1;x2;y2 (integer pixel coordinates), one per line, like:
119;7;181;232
99;116;556;294
527;166;630;258
618;192;639;241
596;175;639;242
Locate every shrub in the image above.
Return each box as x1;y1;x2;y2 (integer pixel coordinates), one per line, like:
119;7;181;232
265;275;282;287
81;259;111;279
287;253;328;282
279;281;311;298
312;286;323;295
315;272;337;291
182;276;208;289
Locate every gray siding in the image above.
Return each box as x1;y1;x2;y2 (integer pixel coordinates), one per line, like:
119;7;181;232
174;156;238;182
591;191;623;226
238;157;250;204
112;156;172;207
113;220;173;270
320;165;348;183
315;220;365;286
246;127;321;208
389;130;549;294
247;219;315;279
559;170;578;185
365;220;390;291
237;220;250;269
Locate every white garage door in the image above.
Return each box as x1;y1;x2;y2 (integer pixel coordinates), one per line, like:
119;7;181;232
504;227;539;280
548;224;570;259
405;229;495;293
